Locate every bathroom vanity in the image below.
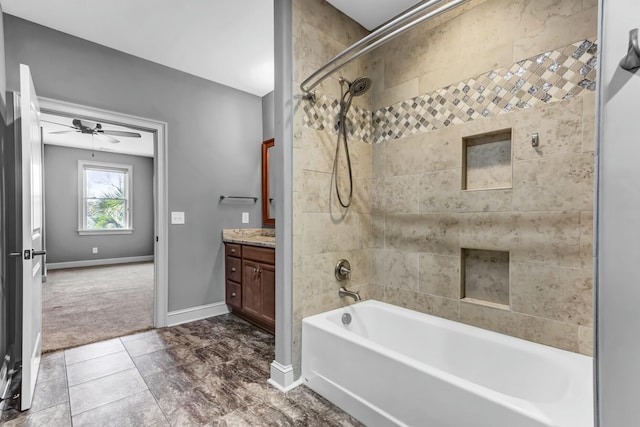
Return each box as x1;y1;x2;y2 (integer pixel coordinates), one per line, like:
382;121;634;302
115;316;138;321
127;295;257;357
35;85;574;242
223;229;275;334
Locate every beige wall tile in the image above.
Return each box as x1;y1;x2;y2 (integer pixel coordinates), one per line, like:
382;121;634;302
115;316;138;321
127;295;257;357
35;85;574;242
414;293;460;321
512;98;583;161
384;17;463;89
459;301;579;352
303;212;365;254
302;170;332;213
294;0;368;49
296;127;335;174
378;175;421;214
386;214;461;255
372;250;419;291
419;253;461;299
385;127;462;176
458;188;513;212
460;211;581;267
419;169;460;213
463;249;510;305
511;262;593;327
371;213;385;249
293;191;304;237
512;7;598;62
372;141;386;179
512;153;594;212
366;284;385;301
383;287;417;310
578;326;594;356
582;91;596;153
580;210;594;269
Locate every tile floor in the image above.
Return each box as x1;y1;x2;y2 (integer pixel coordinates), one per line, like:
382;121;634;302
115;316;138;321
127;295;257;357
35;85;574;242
1;314;363;426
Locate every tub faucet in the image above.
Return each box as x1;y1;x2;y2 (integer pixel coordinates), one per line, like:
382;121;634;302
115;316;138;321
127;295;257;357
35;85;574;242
339;287;361;302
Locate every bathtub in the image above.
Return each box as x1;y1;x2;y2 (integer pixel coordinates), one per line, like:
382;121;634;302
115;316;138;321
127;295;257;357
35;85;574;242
301;300;593;427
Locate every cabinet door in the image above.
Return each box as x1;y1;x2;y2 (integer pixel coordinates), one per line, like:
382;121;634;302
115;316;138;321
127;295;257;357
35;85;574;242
260;263;276;325
242;260;262;318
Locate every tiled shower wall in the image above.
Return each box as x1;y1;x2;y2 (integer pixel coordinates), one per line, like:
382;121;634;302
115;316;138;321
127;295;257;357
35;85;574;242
292;0;597;374
291;0;373;376
368;0;596;355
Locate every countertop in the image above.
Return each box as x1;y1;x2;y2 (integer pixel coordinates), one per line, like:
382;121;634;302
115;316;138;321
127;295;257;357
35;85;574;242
222;228;275;248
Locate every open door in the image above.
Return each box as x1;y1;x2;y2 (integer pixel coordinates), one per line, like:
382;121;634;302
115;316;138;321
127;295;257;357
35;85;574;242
17;64;44;411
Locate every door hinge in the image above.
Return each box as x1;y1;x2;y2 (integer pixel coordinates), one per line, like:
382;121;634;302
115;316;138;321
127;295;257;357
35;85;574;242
156;236;159;242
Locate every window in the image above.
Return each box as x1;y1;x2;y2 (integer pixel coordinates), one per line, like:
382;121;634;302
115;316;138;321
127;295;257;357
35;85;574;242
78;161;133;234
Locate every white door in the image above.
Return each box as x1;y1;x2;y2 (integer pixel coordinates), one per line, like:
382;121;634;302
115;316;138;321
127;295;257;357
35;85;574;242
19;63;44;411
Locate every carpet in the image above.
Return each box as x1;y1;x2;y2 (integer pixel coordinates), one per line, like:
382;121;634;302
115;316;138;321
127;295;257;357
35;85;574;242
42;262;154;353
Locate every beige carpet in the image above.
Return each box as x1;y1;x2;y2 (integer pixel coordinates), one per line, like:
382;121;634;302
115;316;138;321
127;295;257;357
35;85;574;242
42;262;154;353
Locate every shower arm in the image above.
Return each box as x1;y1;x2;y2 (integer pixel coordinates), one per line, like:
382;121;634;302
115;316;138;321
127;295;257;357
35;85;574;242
299;0;470;100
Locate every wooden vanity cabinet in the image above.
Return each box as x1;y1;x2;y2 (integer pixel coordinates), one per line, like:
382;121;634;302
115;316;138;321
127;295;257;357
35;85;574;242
224;242;275;334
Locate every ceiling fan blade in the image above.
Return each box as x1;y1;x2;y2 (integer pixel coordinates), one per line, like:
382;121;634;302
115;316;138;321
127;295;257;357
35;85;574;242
99;130;142;138
49;130;79;134
41;119;77;129
94;133;120;144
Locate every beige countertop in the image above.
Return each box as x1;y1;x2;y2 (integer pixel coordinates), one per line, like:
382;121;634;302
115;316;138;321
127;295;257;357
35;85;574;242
222;228;275;248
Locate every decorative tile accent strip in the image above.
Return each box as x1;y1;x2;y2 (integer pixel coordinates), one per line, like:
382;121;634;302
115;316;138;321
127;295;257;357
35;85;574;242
373;40;597;143
301;95;372;143
300;40;597;145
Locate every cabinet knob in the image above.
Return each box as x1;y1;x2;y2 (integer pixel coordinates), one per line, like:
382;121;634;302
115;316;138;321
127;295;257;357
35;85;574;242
231;249;236;253
231;267;236;272
231;292;237;297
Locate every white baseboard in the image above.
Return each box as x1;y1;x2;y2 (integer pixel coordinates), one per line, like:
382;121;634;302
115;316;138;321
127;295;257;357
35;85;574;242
167;302;229;327
268;361;302;392
47;255;154;270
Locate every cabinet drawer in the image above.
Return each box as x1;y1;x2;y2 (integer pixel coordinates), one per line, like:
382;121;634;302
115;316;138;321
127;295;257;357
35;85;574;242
242;245;275;264
226;280;242;309
225;243;242;258
225;256;242;282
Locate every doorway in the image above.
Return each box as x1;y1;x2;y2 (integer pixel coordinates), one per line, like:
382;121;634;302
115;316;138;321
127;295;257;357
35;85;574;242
38;97;169;350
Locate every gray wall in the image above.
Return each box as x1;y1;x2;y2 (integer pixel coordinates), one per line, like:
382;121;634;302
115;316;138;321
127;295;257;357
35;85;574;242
262;91;275;140
4;15;264;311
597;0;640;424
44;145;154;263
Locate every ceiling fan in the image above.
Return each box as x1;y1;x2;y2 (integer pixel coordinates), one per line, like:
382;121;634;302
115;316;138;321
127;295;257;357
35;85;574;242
43;118;142;143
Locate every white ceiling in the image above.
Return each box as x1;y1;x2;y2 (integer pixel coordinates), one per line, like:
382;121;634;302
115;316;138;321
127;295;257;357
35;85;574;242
41;112;155;158
327;0;424;31
1;0;275;96
2;1;423;97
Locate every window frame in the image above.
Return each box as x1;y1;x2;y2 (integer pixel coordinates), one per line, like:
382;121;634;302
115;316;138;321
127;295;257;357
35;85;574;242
78;160;133;235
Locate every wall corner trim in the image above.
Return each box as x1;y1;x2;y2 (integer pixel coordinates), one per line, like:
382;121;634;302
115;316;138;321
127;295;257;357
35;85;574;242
166;302;229;327
268;361;301;392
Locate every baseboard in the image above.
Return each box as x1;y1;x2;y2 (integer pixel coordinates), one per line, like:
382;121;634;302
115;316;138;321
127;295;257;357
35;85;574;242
268;361;302;392
167;302;229;326
47;255;154;270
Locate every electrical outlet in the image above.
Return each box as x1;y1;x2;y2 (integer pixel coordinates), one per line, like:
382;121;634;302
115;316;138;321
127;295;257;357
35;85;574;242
242;212;249;223
171;212;185;224
92;247;98;254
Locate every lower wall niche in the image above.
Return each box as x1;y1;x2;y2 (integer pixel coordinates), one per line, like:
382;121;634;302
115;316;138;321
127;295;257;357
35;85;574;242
462;249;510;308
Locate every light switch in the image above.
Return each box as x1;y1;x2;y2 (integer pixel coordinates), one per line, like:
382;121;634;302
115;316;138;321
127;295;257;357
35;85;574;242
171;211;185;224
242;212;249;224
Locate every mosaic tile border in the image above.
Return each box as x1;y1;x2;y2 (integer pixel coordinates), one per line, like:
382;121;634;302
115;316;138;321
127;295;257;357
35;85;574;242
301;95;372;143
301;39;597;144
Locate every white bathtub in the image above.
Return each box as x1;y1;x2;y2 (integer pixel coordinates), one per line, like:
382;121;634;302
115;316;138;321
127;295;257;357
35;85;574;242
301;300;593;427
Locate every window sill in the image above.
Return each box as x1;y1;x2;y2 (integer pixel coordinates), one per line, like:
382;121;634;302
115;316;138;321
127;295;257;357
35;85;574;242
78;229;134;236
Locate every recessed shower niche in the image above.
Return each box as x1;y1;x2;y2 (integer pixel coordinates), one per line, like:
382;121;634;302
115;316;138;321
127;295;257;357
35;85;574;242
462;129;512;190
462;249;510;308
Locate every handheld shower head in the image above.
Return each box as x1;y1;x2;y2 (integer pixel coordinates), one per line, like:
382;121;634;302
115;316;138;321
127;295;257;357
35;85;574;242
348;77;372;97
